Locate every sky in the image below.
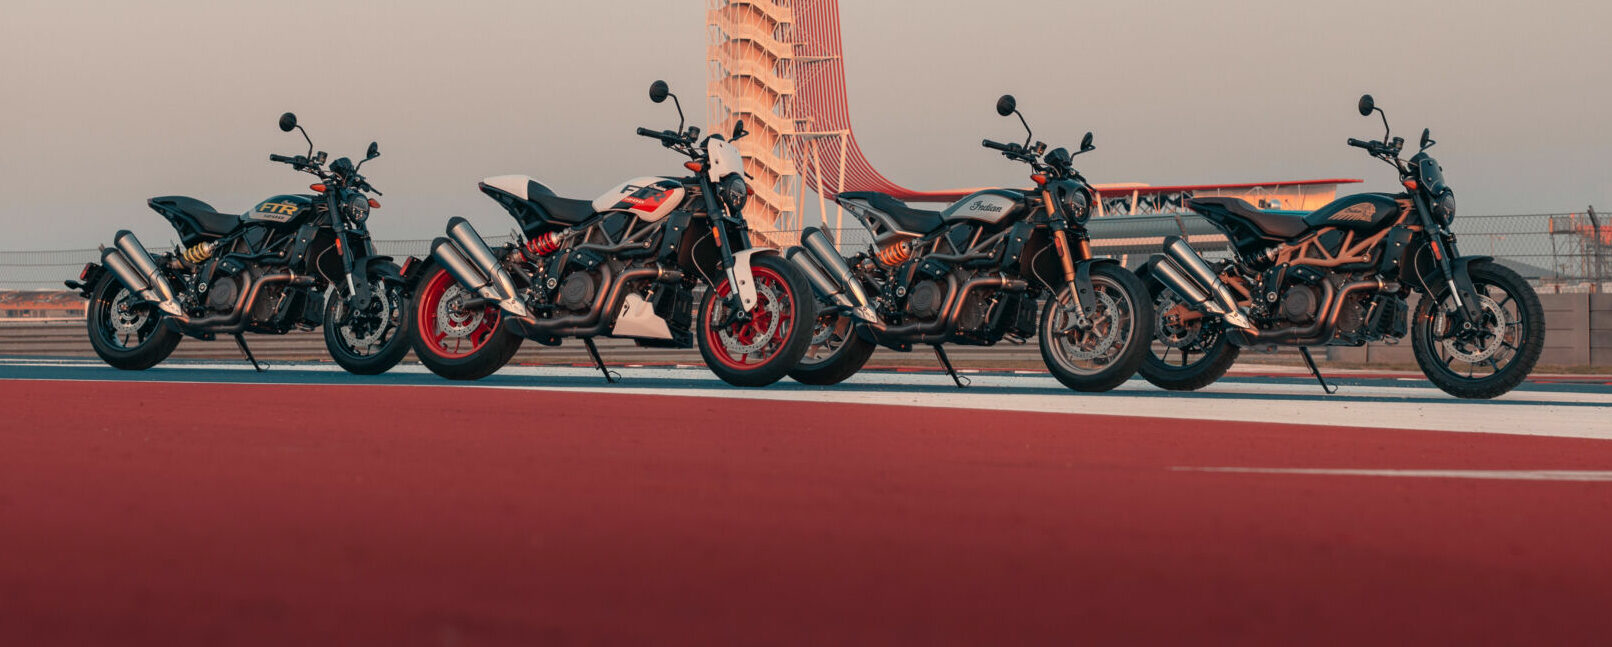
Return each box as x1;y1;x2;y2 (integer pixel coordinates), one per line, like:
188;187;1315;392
1;0;1607;251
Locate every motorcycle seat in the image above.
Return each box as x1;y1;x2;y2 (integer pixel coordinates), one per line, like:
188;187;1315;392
526;190;596;225
838;191;944;234
148;196;241;237
1188;197;1310;240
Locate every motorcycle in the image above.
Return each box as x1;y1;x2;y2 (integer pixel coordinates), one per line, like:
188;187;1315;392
785;95;1152;391
66;113;412;374
1137;95;1544;399
408;80;816;387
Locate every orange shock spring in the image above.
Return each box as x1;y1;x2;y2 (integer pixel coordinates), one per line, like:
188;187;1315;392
181;241;215;265
875;240;912;267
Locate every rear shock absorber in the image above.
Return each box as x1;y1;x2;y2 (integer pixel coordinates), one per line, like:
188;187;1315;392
524;231;563;259
875;240;912;267
181;241;216;265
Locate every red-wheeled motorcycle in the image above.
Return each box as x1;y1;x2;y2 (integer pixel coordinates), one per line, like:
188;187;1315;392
406;80;816;386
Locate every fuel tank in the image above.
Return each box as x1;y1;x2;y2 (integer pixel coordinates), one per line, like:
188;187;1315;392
1302;192;1401;232
940;189;1025;225
246;194;319;230
591;176;685;222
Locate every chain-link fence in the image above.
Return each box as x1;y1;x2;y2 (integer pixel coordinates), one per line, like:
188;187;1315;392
5;209;1607;292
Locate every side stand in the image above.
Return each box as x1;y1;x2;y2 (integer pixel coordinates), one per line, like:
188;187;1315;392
932;345;970;388
1298;347;1337;395
582;338;620;383
234;333;267;373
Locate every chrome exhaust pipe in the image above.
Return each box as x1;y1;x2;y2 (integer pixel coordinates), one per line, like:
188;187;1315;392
1159;236;1255;331
107;231;184;317
799;227;878;322
1150;256;1211;307
442;217;531;319
786;246;871;319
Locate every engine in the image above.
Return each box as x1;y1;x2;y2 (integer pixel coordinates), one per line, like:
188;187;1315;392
557;271;598;312
905;279;945;320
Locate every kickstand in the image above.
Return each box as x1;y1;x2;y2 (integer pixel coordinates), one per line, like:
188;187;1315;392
582;338;620;383
1298;347;1337;395
233;333;267;373
932;345;970;388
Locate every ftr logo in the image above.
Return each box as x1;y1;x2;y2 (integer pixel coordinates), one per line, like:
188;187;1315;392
256;201;300;216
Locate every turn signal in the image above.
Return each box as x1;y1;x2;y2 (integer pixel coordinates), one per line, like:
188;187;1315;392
310;183;326;192
1031;174;1047;185
368;198;381;208
1402;180;1418;191
684;161;704;173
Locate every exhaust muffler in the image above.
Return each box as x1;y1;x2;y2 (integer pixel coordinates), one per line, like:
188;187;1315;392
438;217;531;319
430;231;530;320
103;231;184;317
797;227;879;323
1157;236;1255;332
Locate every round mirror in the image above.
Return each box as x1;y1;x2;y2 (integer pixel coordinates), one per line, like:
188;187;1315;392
649;80;670;104
995;94;1017;117
366;141;380;159
1081;132;1094;150
1357;94;1375;117
278;112;298;132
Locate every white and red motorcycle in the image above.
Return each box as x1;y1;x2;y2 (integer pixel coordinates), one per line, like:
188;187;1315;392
406;80;816;386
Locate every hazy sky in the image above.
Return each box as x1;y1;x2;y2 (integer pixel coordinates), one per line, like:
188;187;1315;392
1;0;1607;251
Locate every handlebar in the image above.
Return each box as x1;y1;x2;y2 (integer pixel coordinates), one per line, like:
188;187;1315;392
1346;138;1371;150
269;153;297;164
637;127;683;145
981;139;1014;152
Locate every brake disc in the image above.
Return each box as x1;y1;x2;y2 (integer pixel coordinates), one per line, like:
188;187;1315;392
1061;289;1122;361
340;280;394;350
434;284;485;338
1436;292;1507;363
1152;291;1202;348
719;281;784;355
110;288;148;335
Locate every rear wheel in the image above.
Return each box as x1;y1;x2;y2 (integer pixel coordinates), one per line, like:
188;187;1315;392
324;268;412;375
788;310;876;386
1038;264;1151;392
697;255;816;387
1137;273;1240;391
1411;261;1544;399
408;263;522;380
85;275;180;370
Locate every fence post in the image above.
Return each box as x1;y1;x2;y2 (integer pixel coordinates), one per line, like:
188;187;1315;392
1589;206;1605;293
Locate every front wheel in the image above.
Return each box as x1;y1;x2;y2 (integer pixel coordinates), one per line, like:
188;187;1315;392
1411;261;1544;399
323;268;412;375
1038;264;1151;392
788;310;876;385
697;254;817;387
408;262;523;380
85;274;181;370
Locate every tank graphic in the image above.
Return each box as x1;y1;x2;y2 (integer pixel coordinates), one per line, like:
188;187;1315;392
592;177;685;222
247;194;317;226
940;189;1023;225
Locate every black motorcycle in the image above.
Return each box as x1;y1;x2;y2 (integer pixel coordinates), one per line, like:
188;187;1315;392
1137;95;1545;398
786;95;1152;391
67;113;412;374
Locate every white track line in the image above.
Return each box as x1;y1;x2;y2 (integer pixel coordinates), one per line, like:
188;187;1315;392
1173;468;1612;482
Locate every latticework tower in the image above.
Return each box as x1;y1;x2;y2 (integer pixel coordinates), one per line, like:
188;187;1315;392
706;0;801;241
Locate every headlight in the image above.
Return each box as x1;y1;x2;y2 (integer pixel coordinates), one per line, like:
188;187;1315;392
718;174;748;213
1059;184;1090;225
1431;190;1456;225
342;192;371;223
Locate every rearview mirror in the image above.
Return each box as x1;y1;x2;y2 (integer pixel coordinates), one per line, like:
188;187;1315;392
649;80;670;104
1357;94;1375;117
995;94;1017;117
1420;128;1434;150
1080;132;1095;151
732;119;747;140
366;142;380;160
278;112;298;132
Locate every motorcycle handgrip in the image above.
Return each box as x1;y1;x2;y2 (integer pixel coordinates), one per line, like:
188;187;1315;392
636;127;676;142
269;154;294;163
982;139;1013;152
1346;138;1371;150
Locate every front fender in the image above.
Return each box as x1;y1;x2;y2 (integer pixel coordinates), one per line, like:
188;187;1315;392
1417;254;1492;322
729;247;781;311
348;255;404;302
1071;257;1122;318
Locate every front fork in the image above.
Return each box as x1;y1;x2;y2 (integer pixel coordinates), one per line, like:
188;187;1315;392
700;182;754;327
1046;207;1098;325
1410;193;1483;327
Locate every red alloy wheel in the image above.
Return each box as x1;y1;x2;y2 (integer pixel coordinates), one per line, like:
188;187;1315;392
415;268;501;359
702;265;796;371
